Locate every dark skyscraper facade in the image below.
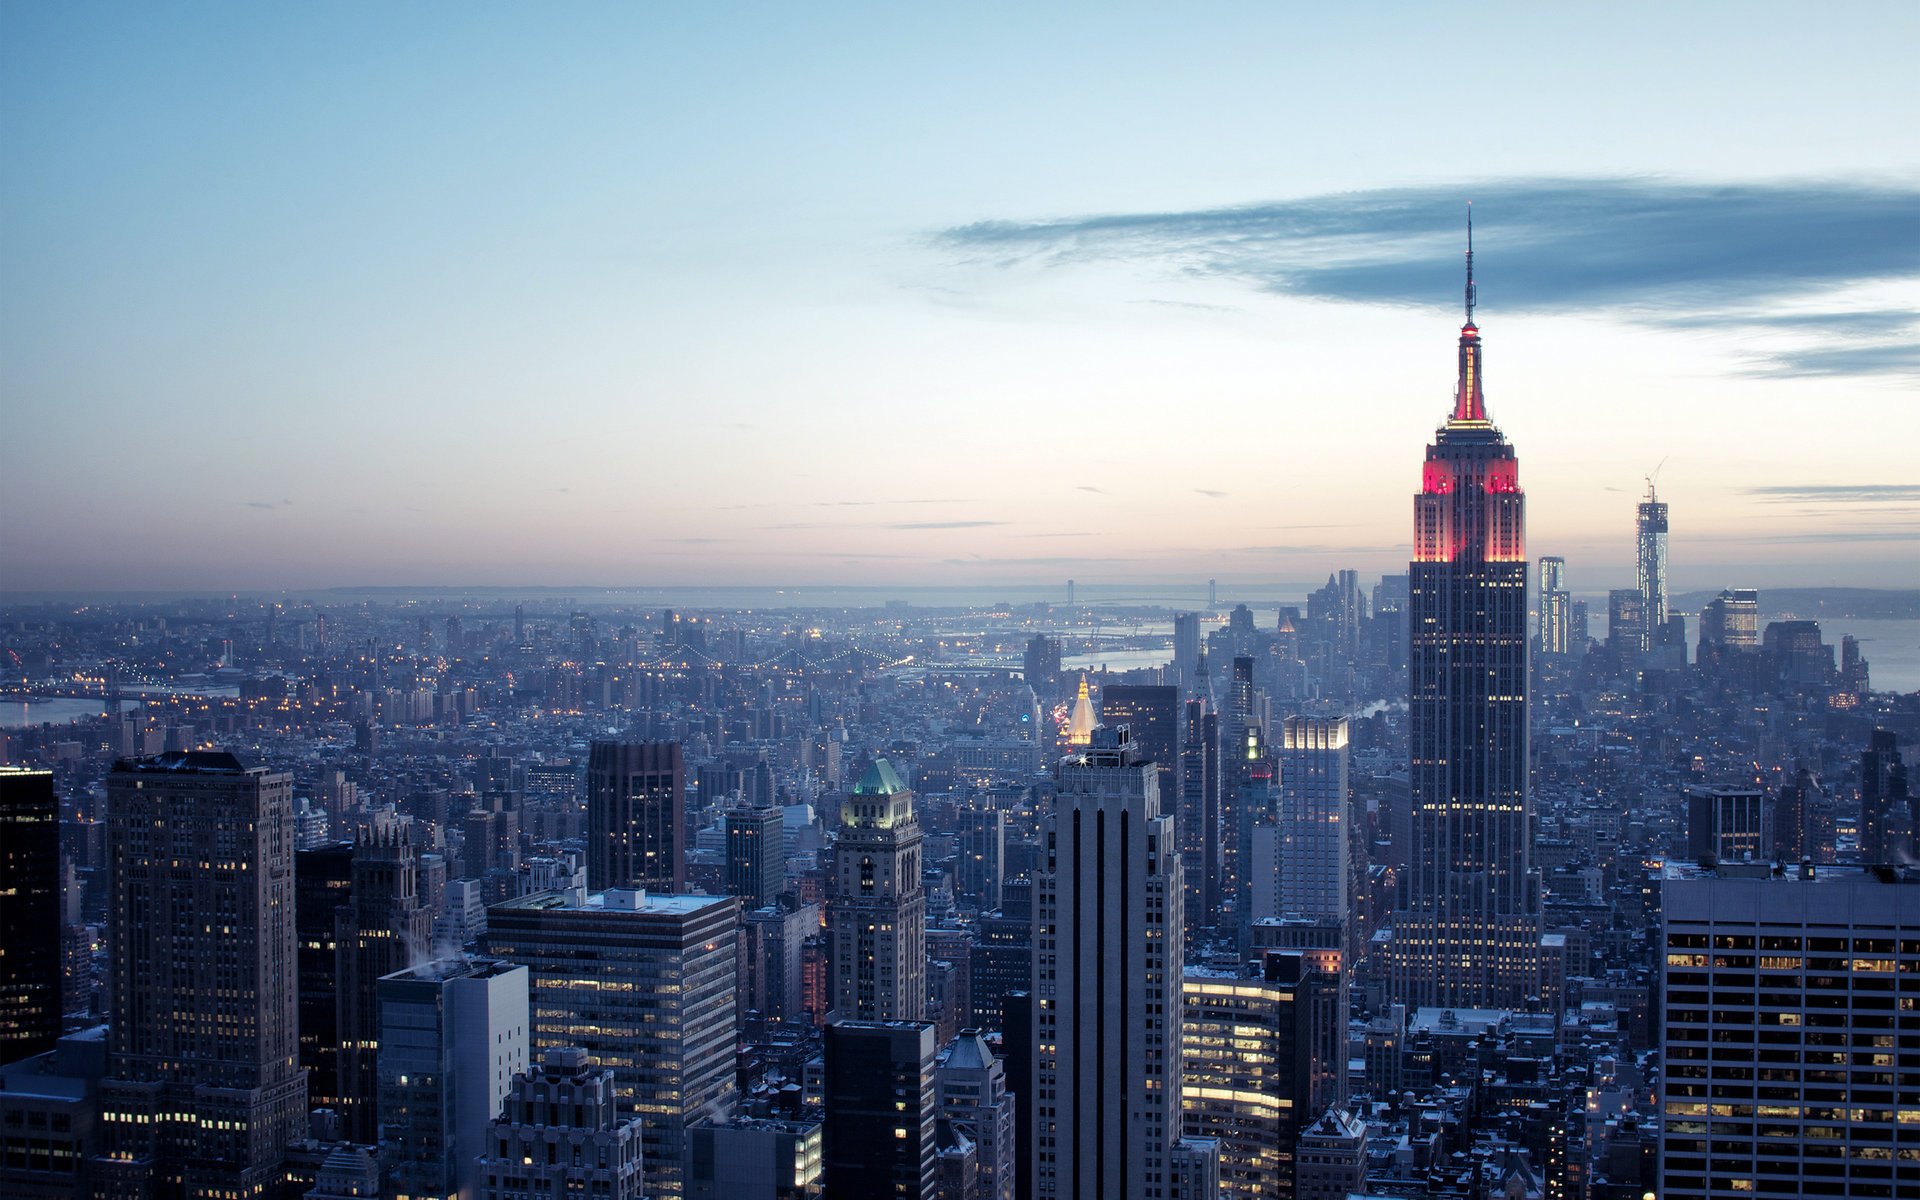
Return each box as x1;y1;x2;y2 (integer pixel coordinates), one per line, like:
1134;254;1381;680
295;841;355;1115
335;821;433;1143
588;740;687;893
1392;237;1540;1010
96;751;307;1199
725;802;786;910
0;768;62;1063
1098;684;1178;814
822;1020;938;1200
1860;729;1912;865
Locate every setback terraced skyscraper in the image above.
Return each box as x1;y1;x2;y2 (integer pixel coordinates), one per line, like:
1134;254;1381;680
1390;225;1542;1010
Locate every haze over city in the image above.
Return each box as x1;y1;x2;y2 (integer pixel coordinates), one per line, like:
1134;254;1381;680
3;2;1917;593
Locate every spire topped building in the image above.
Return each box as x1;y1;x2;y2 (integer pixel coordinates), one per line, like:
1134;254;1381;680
1391;225;1542;1010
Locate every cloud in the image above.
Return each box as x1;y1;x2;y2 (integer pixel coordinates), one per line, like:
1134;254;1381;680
1076;485;1107;494
890;520;1009;530
938;177;1920;376
1194;489;1230;499
1745;484;1920;504
246;499;293;510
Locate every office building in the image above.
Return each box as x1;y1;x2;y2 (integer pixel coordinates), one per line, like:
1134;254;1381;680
1178;697;1220;939
823;1020;937;1200
1173;613;1201;686
295;841;355;1115
1537;556;1569;656
486;888;739;1200
956;803;1006;911
337;822;434;1143
1699;588;1760;650
1659;868;1920;1198
477;1047;644;1200
0;1028;108;1200
1685;787;1766;866
1607;588;1648;660
1035;726;1185;1200
1860;729;1912;865
93;751;307;1200
1637;479;1669;635
726;803;786;910
937;1031;1017;1200
1023;636;1062;693
742;899;820;1026
378;957;529;1200
829;759;927;1021
685;1116;823;1200
587;740;685;893
1181;952;1344;1200
0;768;62;1063
1392;235;1542;1010
1264;716;1351;923
1098;684;1179;823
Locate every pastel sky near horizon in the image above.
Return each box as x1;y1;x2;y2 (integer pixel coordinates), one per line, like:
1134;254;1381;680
3;2;1917;596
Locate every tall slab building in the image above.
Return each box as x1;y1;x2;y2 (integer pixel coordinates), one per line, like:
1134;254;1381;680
1391;227;1542;1010
830;759;927;1021
1034;726;1186;1200
587;740;686;893
94;751;308;1200
0;768;62;1064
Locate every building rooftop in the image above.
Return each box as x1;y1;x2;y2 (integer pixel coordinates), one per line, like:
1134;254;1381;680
852;758;909;796
492;888;736;917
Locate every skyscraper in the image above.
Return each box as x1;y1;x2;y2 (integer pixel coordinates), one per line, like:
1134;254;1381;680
1537;556;1569;656
822;1021;938;1200
1034;726;1185;1200
725;802;786;910
377;957;530;1200
1658;868;1920;1199
0;768;62;1063
1636;477;1669;635
587;740;686;893
486;889;740;1200
1860;729;1912;865
1392;227;1541;1010
937;1031;1018;1200
830;759;927;1021
295;841;355;1116
1178;697;1221;939
1099;684;1179;816
336;821;434;1143
1250;717;1350;927
95;751;308;1199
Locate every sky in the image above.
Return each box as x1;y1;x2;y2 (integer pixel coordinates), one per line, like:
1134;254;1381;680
3;1;1917;596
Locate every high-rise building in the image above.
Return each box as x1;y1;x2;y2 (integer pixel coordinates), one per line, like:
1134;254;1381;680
95;751;308;1200
1178;698;1221;939
1685;787;1766;866
1658;868;1920;1199
742;899;819;1027
1698;587;1760;649
1607;588;1648;660
937;1031;1017;1200
0;768;62;1063
336;822;434;1143
1256;717;1350;926
587;741;686;893
956;803;1006;911
1392;231;1541;1011
1099;685;1179;822
1860;729;1912;866
1024;636;1063;693
685;1117;824;1200
1636;478;1669;634
1034;726;1185;1200
823;1020;937;1200
295;841;355;1115
1173;613;1202;686
725;803;786;910
486;888;740;1200
377;957;529;1200
1180;953;1343;1200
477;1047;645;1200
1536;556;1569;656
1221;656;1259;916
829;760;927;1021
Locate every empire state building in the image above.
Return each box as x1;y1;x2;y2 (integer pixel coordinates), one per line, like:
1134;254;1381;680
1390;219;1542;1009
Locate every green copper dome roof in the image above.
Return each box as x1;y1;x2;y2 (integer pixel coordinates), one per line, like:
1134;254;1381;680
852;758;908;796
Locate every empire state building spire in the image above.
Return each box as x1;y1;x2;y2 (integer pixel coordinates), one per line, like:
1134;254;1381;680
1452;205;1487;423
